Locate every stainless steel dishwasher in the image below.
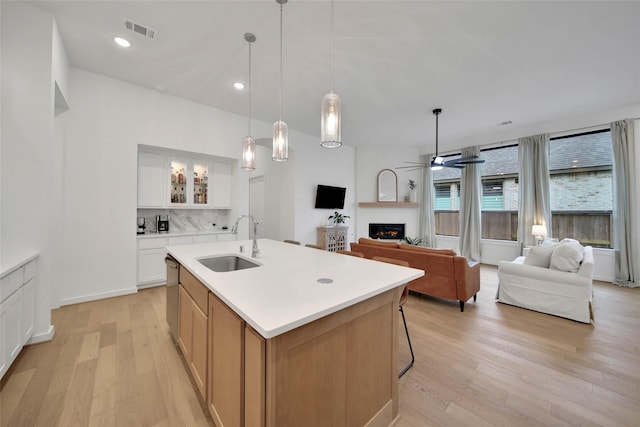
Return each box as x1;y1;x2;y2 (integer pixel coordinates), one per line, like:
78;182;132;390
165;254;179;343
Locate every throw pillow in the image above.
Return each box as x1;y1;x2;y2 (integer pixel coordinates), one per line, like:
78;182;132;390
523;245;556;268
549;241;584;273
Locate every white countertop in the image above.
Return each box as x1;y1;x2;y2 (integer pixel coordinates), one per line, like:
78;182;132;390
1;251;39;278
137;230;233;239
167;239;424;339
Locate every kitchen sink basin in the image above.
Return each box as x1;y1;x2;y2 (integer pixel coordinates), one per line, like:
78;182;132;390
197;255;260;273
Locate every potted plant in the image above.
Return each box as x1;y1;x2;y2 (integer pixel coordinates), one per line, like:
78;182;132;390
328;211;350;226
408;180;418;203
402;236;423;246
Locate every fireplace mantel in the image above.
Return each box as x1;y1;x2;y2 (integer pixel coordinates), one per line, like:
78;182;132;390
358;202;418;208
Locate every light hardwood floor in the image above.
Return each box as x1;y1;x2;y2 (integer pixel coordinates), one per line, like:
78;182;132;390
2;265;639;426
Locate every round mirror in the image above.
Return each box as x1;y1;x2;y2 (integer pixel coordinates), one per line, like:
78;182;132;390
377;169;398;202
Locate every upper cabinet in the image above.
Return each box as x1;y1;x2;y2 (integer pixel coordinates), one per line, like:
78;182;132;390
193;162;210;206
138;152;167;208
212;163;231;209
138;146;233;210
168;157;193;207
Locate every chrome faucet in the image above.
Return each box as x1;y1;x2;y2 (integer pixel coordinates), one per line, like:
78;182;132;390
233;215;260;258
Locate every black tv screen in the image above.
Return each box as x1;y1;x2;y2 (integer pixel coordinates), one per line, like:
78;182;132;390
314;185;346;209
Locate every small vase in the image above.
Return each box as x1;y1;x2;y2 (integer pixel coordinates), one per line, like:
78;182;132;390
409;190;417;203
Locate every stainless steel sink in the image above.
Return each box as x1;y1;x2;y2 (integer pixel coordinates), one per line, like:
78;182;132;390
197;255;260;273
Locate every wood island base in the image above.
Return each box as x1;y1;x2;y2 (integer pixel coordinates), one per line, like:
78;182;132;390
262;287;401;426
175;255;408;427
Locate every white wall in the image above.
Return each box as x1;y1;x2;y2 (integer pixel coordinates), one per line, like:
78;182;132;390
60;68;354;304
244;143;295;241
293;143;357;246
59;68;278;304
245;136;356;247
1;2;59;341
354;147;423;242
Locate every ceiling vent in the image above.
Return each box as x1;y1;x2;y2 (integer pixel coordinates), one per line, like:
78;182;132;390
124;19;156;40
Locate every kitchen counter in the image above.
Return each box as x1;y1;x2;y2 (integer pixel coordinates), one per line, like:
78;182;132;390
167;238;424;339
137;229;233;239
1;251;39;278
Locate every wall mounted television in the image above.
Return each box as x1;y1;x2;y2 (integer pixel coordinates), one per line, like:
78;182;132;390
314;185;346;209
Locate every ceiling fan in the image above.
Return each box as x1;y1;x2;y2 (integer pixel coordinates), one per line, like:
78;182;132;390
397;108;485;171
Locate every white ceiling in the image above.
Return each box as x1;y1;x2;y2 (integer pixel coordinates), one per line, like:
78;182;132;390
30;1;640;153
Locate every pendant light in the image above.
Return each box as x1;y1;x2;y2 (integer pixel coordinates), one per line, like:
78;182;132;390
241;33;256;170
431;108;444;171
320;0;342;148
272;0;289;162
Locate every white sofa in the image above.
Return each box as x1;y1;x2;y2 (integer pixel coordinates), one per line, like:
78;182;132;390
496;245;594;323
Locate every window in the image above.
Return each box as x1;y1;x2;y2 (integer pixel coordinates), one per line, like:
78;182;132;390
433;157;461;236
433;146;519;240
549;130;612;248
482;179;504;210
435;182;459;210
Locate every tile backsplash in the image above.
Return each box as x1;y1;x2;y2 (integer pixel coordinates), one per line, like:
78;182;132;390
137;208;231;234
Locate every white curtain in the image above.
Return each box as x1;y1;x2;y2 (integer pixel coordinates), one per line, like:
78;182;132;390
611;119;638;287
458;146;481;261
419;154;437;247
517;134;551;250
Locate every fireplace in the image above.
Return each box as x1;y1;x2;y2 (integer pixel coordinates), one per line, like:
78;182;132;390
369;223;406;240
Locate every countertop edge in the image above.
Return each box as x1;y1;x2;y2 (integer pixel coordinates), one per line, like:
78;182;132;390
137;230;233;239
1;251;40;278
167;240;424;339
251;273;423;339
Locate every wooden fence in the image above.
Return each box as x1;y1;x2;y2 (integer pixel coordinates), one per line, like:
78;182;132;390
434;210;612;248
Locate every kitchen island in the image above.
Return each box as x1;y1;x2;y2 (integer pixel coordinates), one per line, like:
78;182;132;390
167;238;424;427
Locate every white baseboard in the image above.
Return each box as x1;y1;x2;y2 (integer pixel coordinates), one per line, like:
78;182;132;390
27;325;55;344
59;286;137;306
137;281;166;290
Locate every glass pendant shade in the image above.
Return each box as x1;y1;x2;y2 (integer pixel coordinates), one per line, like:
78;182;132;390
320;92;342;148
241;136;256;170
272;120;288;161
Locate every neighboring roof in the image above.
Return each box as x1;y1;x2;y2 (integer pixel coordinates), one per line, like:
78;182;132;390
433;131;612;181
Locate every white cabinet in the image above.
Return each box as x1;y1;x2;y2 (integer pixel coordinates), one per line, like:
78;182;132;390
138;148;232;210
137;237;168;285
138;152;167;207
2;290;22;364
21;280;35;344
138;247;168;285
192;162;210;207
137;233;235;286
1;257;36;380
212;163;232;209
168;159;211;208
168;157;191;207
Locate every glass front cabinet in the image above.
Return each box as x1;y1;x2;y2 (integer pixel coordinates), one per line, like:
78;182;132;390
168;158;210;208
193;163;209;206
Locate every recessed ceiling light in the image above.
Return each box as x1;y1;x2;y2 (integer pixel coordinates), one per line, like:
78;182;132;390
114;37;131;48
234;82;245;90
